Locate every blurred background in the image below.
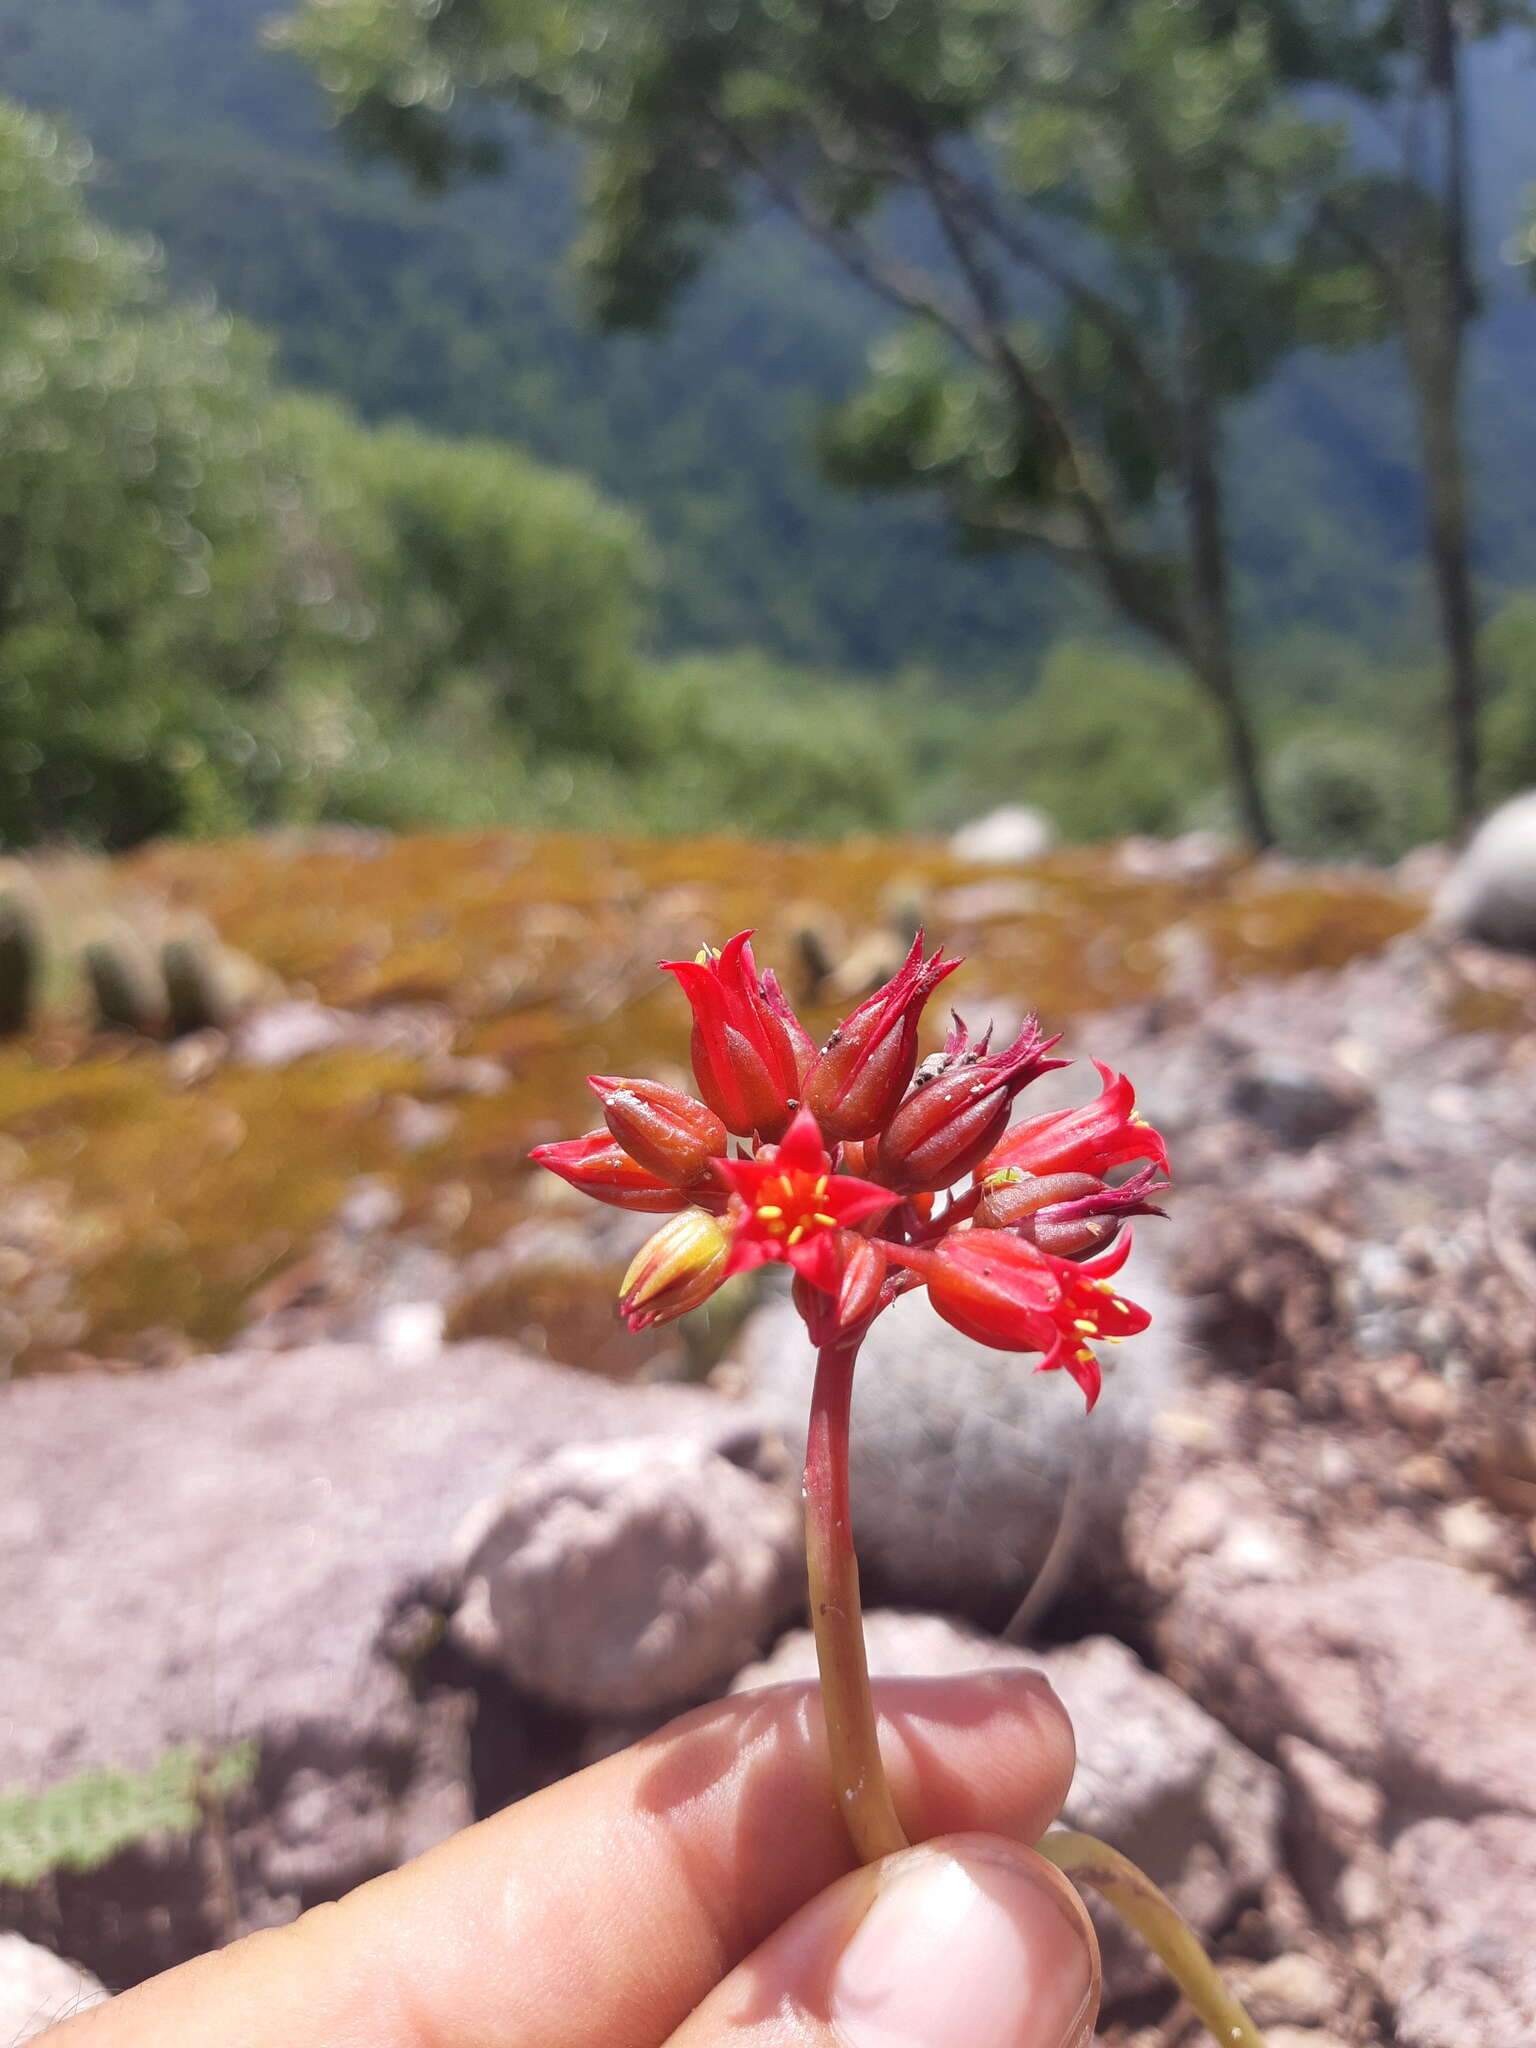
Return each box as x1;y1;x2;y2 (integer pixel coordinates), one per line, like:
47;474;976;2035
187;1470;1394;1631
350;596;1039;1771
3;4;1536;2044
0;0;1531;853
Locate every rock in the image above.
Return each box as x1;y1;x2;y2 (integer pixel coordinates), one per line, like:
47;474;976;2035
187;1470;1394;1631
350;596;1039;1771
1160;1558;1536;1830
948;805;1056;866
1434;791;1536;952
0;1935;108;2040
1037;1635;1282;2003
730;1249;1184;1621
731;1607;1027;1692
733;1616;1280;2007
1382;1815;1536;2047
1436;1497;1513;1573
1115;831;1238;882
1241;1952;1345;2030
933;879;1046;925
1263;2033;1353;2048
449;1436;801;1715
1227;1055;1370;1150
0;1341;773;1986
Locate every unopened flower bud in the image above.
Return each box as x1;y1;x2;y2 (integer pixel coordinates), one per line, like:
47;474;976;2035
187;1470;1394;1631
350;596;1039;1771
588;1075;727;1190
877;1017;1066;1194
618;1208;731;1331
662;931;811;1138
792;1228;888;1347
977;1162;1170;1255
528;1130;693;1214
803;935;960;1142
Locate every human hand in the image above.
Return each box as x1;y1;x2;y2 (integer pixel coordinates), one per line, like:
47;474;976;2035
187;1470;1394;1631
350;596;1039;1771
48;1669;1098;2047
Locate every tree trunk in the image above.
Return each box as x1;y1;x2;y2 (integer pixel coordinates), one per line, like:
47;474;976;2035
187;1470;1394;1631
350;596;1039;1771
1413;331;1480;834
1409;0;1481;836
1178;296;1275;850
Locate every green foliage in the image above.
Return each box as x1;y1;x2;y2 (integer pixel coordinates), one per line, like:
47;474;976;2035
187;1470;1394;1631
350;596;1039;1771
162;934;230;1038
1268;725;1442;861
627;655;907;838
954;643;1225;842
1481;592;1536;801
0;1743;257;1887
83;933;163;1036
277;395;650;757
0;91;661;850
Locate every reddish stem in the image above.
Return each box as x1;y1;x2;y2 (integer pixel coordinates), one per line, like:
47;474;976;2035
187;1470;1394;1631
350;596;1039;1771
804;1338;910;1864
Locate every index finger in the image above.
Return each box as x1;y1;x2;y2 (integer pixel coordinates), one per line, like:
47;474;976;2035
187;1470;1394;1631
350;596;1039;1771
53;1670;1073;2048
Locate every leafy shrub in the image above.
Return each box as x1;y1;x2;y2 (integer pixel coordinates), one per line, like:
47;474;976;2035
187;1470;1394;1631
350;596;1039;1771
954;641;1225;840
1268;724;1441;861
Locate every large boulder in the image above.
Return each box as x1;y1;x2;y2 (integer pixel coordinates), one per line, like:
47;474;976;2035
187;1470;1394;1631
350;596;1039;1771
733;1612;1281;2007
948;804;1056;866
0;1935;107;2041
1434;790;1536;952
450;1436;802;1714
729;1246;1183;1623
0;1341;775;1986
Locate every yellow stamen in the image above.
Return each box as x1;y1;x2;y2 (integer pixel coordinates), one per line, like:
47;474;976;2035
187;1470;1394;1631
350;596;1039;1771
812;1212;837;1228
756;1204;783;1219
787;1222;808;1245
814;1174;830;1196
1072;1318;1098;1335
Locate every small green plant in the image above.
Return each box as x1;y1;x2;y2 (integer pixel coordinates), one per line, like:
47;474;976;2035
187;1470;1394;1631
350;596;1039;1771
0;1743;257;1888
162;933;230;1039
83;933;165;1038
0;887;42;1036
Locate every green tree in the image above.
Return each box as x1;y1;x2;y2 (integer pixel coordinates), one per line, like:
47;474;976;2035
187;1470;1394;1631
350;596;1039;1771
0;92;665;846
1291;0;1535;835
0;99;308;841
278;0;1384;848
277;394;651;757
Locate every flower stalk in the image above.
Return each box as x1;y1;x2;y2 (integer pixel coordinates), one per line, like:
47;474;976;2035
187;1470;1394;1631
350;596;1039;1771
804;1338;908;1865
1037;1831;1269;2048
532;923;1264;2045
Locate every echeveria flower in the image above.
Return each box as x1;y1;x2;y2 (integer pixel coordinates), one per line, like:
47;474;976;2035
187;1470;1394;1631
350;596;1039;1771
532;929;1167;1405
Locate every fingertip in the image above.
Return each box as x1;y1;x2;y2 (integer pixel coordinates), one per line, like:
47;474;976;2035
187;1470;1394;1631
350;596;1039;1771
665;1833;1100;2048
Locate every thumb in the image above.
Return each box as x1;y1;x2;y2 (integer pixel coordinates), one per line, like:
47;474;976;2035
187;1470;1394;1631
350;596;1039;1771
663;1831;1100;2048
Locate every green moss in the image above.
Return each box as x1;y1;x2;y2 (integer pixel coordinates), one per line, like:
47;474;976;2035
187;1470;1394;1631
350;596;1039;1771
2;830;1430;1374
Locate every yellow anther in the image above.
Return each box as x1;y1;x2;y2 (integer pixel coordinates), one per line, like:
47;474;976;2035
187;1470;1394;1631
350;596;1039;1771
787;1222;808;1246
1072;1318;1098;1335
1104;1336;1124;1346
756;1204;784;1220
814;1174;830;1196
812;1212;837;1228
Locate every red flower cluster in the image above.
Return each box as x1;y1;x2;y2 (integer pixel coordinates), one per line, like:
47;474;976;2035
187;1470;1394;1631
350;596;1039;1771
531;931;1169;1408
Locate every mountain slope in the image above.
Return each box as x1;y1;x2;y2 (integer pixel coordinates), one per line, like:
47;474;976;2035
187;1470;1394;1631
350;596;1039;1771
2;0;1534;682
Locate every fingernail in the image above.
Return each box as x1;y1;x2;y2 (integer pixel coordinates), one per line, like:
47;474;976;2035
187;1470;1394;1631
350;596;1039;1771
829;1845;1097;2048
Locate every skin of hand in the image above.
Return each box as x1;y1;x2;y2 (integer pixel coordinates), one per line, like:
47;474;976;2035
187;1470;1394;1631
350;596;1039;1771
45;1670;1099;2048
